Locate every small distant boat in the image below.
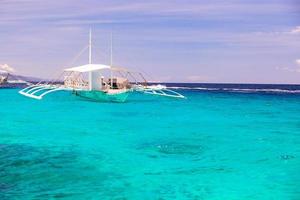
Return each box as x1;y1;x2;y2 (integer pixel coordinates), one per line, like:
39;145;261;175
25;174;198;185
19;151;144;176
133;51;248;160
0;73;8;85
19;30;185;102
0;64;11;85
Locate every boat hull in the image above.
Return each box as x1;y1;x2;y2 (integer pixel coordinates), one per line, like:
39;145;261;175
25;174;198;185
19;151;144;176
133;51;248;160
75;90;130;102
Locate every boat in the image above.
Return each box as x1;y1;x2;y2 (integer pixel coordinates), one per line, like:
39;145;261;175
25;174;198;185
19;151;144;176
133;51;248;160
0;73;8;85
19;30;185;102
63;64;131;102
0;64;11;85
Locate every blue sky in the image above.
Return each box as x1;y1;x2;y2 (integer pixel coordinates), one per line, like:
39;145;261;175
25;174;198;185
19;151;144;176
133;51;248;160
1;0;300;83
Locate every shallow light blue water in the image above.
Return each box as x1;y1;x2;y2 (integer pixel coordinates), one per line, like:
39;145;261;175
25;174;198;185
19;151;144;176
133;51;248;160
0;88;299;199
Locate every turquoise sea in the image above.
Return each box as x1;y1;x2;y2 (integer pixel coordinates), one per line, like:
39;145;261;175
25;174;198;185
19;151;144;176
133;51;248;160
0;86;299;199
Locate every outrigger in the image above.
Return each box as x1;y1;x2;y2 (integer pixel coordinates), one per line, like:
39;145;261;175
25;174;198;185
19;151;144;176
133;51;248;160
19;31;185;102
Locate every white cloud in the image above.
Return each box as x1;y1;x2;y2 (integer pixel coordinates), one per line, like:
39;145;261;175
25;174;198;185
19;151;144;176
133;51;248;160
0;64;15;72
276;66;295;72
277;59;300;73
290;26;300;34
0;1;294;26
186;75;215;82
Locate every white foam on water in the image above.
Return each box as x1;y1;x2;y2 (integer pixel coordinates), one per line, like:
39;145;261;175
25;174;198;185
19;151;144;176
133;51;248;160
167;86;300;94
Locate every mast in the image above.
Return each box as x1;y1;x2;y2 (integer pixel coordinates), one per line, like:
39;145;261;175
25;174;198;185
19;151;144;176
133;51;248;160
88;28;92;90
89;28;92;64
110;32;113;89
110;32;113;67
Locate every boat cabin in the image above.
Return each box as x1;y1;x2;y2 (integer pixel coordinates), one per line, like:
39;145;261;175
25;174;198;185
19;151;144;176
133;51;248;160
63;64;130;92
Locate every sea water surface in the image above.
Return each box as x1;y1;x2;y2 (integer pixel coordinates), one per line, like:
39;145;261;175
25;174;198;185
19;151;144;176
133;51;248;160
0;84;299;199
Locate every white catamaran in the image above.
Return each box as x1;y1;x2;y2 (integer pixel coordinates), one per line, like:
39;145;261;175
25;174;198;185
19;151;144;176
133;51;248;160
19;31;185;102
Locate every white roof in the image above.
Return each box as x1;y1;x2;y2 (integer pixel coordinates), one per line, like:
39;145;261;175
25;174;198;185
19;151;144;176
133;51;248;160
64;64;111;72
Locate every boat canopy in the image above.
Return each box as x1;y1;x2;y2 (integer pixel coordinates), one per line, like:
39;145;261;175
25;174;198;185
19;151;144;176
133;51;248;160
64;64;111;73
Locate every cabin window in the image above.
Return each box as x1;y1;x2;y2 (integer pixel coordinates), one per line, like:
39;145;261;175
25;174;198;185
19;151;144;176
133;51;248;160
112;78;118;89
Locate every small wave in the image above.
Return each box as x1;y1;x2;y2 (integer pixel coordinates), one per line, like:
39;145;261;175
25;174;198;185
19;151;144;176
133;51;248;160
167;86;218;90
225;88;300;93
167;86;300;94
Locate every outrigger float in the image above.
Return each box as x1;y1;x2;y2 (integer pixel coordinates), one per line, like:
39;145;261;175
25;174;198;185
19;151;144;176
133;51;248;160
19;31;185;102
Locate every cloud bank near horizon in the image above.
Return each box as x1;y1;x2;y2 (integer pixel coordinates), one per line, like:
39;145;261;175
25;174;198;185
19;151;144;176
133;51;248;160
0;0;300;83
